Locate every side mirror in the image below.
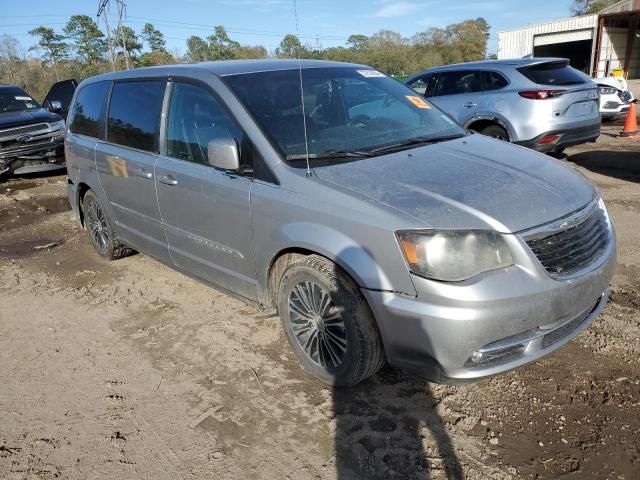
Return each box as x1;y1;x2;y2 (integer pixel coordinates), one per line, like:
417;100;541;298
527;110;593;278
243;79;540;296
49;100;63;112
207;137;240;171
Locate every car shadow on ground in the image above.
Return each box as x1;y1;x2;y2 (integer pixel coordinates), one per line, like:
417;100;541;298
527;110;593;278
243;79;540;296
333;368;464;479
566;150;640;183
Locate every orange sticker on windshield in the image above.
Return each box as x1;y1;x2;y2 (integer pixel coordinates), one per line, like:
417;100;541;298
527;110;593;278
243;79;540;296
405;95;431;109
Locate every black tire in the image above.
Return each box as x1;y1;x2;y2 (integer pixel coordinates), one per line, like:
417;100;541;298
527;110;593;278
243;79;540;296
277;254;385;386
479;124;509;141
82;190;133;260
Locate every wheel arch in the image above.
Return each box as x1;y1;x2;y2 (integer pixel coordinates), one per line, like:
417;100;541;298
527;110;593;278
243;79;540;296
76;182;92;227
466;116;514;141
265;245;379;310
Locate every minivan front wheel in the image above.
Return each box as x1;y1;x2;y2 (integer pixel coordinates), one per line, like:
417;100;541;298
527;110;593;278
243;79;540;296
479;124;509;141
277;255;385;386
83;190;133;260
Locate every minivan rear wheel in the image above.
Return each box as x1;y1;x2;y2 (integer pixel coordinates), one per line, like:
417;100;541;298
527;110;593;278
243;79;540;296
83;190;133;260
479;124;509;141
277;255;385;386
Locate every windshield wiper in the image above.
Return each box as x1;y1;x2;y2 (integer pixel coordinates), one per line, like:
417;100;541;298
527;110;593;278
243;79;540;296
286;150;373;161
369;134;465;155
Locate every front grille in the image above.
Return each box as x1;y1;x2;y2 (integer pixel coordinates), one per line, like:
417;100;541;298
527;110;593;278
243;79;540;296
525;203;609;278
619;90;632;103
0;123;49;138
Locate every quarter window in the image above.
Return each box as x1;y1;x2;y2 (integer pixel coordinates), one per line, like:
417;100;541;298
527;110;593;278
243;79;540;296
166;82;242;166
107;81;165;152
433;71;483;96
483;71;509;91
69;81;110;138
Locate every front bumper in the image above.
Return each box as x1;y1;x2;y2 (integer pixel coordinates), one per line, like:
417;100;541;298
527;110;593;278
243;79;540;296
600;92;634;118
0;127;65;174
363;225;616;383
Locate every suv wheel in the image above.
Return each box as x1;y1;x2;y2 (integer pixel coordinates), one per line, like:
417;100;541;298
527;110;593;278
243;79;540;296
83;190;133;260
277;255;385;386
479;124;509;141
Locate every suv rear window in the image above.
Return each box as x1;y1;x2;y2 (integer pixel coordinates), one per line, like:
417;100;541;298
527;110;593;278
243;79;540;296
517;62;586;86
69;81;110;138
107;81;165;152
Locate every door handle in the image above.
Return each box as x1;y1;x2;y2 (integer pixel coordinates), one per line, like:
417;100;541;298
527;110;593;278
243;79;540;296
463;102;477;108
135;168;153;179
158;174;178;185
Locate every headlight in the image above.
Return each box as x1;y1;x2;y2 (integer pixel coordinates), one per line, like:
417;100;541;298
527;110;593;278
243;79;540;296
396;230;514;281
598;86;617;95
49;120;65;130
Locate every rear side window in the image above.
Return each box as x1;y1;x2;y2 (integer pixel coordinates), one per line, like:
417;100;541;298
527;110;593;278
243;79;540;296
433;71;483;96
69;81;110;138
107;81;165;152
517;62;587;86
483;71;509;91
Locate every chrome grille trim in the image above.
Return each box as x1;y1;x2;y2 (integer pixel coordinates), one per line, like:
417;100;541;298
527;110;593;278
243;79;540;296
0;123;49;139
521;198;611;279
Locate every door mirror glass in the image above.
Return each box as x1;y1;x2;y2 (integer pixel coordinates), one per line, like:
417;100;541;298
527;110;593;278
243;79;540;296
49;100;63;112
208;137;240;171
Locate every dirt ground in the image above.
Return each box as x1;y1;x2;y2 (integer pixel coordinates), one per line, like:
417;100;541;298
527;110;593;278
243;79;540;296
0;125;639;480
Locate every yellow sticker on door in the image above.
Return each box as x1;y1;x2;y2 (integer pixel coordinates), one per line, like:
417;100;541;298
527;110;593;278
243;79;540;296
405;95;431;109
107;156;128;177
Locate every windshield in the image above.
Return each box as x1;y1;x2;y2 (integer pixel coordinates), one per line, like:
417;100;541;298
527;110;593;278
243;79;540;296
0;88;41;113
223;67;465;161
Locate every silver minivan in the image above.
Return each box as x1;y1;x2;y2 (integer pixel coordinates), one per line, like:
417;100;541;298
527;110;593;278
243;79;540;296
405;58;601;154
66;60;616;386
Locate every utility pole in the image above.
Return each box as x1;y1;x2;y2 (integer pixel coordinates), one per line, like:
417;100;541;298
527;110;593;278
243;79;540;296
115;0;130;70
97;0;116;71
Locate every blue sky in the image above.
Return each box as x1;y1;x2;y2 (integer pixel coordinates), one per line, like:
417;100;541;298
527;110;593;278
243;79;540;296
1;0;575;56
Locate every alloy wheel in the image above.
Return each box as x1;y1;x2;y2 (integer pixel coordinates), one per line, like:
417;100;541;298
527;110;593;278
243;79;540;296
86;199;109;251
288;280;348;368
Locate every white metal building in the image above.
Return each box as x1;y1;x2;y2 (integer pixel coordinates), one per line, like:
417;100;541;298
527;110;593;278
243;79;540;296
498;0;640;79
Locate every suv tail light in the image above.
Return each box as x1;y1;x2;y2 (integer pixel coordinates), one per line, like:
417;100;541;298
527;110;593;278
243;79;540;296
518;90;565;100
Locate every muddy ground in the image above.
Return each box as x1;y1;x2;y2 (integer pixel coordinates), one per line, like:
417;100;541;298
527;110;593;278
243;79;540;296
0;126;638;480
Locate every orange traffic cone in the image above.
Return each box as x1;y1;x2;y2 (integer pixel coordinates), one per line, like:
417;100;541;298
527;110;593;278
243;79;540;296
620;100;640;138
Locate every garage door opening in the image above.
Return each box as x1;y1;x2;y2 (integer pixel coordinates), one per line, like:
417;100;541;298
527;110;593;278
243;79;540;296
533;39;593;74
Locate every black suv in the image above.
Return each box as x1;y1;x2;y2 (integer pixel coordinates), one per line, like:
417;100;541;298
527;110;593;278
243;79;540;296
0;79;76;176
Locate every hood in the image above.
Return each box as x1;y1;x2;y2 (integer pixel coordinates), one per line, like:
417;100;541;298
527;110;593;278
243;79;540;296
0;108;62;130
596;76;629;92
313;134;596;233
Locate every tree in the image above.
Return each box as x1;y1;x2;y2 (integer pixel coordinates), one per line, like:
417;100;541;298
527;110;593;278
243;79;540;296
235;45;268;59
570;0;617;15
141;23;167;53
446;17;490;63
0;35;22;84
186;35;209;62
276;34;303;58
207;26;240;60
28;26;68;80
347;34;368;51
114;26;142;58
64;15;106;63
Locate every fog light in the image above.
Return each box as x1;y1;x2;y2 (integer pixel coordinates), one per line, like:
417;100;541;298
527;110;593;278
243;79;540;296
538;135;559;144
471;351;483;363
